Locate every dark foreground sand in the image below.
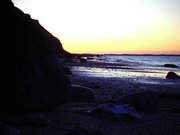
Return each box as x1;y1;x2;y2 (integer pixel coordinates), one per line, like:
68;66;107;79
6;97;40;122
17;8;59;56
1;61;180;135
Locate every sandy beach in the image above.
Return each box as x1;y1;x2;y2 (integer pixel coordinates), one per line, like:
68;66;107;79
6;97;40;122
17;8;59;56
2;58;180;135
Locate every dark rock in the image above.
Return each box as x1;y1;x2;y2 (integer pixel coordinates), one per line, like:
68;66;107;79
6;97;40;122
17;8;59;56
158;92;180;99
31;19;72;58
87;57;94;60
118;91;159;111
65;127;106;135
68;85;95;102
58;63;72;75
169;105;180;113
80;58;87;63
1;0;71;111
166;72;180;79
61;65;72;75
88;104;143;121
23;114;54;127
164;64;178;68
63;58;74;63
88;83;101;89
0;123;22;135
0;113;55;128
1;0;13;7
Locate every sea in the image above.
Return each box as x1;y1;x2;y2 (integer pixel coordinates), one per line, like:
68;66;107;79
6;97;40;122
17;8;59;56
71;55;180;84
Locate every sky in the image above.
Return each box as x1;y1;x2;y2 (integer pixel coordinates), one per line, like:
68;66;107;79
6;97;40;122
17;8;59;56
12;0;180;54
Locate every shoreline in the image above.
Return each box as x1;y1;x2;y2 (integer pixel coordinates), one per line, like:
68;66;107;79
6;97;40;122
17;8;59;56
2;58;180;135
67;58;180;89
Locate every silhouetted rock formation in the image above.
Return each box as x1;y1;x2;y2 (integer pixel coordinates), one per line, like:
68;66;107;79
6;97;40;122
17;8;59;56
31;17;71;58
1;0;71;111
166;72;180;79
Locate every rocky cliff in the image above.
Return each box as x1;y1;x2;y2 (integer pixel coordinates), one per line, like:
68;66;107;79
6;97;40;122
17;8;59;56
1;0;71;111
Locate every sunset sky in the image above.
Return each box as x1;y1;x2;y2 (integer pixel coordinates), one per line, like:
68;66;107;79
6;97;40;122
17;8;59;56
12;0;180;54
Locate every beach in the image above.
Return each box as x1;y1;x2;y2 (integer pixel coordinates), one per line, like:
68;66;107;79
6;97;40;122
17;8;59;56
4;1;180;134
69;55;180;101
3;55;180;135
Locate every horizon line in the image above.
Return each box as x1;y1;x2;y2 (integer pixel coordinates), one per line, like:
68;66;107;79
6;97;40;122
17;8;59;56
72;53;180;56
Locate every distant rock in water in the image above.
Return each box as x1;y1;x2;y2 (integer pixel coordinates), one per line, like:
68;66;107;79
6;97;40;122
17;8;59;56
1;0;71;111
166;72;180;79
80;58;87;63
164;64;178;68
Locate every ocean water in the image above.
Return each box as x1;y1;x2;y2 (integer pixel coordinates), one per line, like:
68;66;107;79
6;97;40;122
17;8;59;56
103;55;180;67
71;55;180;84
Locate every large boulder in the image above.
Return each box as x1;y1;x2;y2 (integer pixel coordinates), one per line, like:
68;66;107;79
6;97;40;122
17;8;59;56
1;0;71;111
166;72;180;79
118;91;159;111
68;85;95;102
